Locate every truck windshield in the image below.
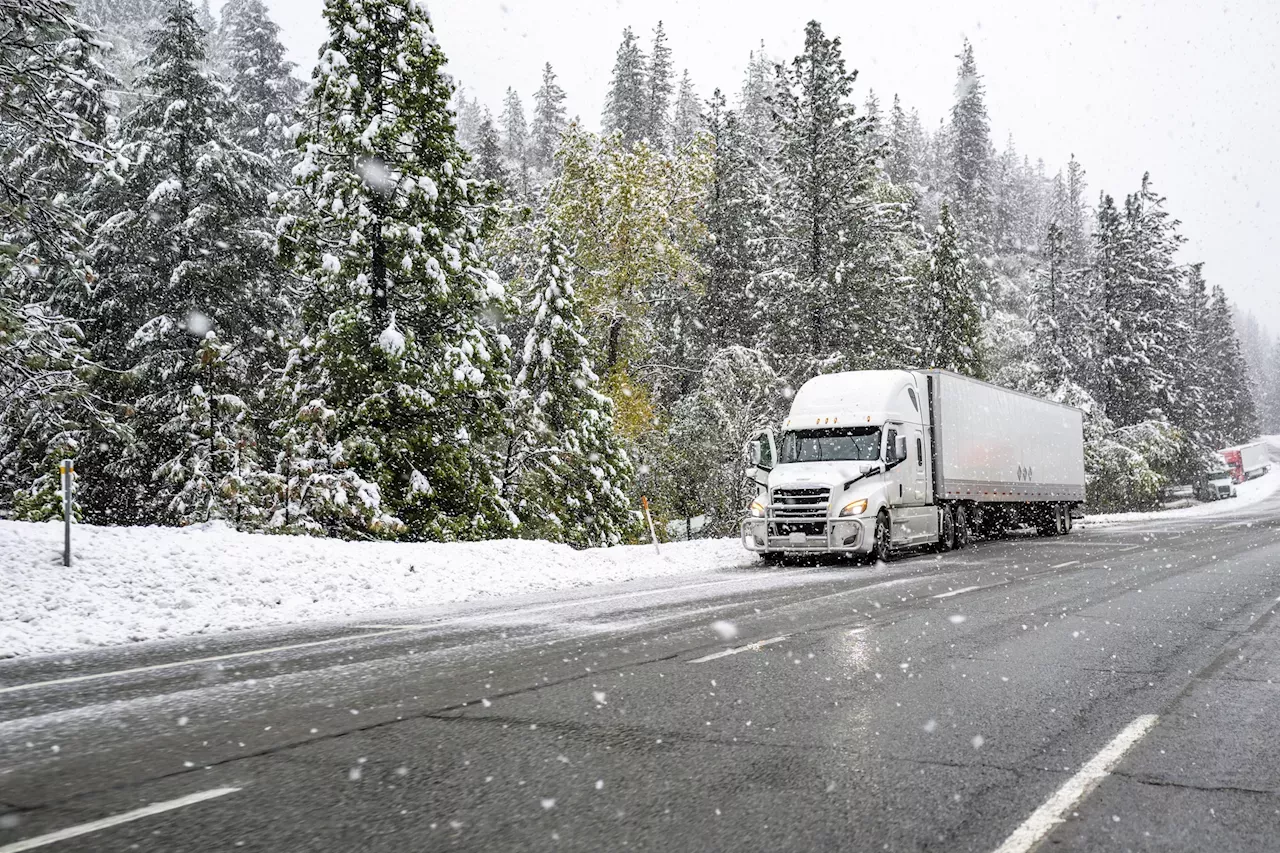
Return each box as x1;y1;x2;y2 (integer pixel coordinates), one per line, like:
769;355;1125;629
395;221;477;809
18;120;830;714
779;427;882;463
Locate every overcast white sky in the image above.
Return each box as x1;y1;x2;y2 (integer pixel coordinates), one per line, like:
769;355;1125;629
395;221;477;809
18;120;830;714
220;0;1280;331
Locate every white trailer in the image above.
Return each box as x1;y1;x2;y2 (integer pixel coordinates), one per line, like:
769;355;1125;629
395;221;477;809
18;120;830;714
741;369;1086;561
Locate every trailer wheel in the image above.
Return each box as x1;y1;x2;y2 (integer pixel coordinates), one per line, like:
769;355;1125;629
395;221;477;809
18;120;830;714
940;505;956;552
954;504;970;549
872;511;892;563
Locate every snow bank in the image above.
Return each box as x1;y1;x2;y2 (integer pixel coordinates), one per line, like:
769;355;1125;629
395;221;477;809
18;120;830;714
1080;465;1280;527
0;522;753;658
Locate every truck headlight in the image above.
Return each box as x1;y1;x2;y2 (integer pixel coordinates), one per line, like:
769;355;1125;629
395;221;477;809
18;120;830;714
749;499;766;518
839;498;868;517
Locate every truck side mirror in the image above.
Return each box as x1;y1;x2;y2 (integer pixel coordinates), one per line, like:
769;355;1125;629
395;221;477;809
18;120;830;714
748;442;762;466
895;435;908;461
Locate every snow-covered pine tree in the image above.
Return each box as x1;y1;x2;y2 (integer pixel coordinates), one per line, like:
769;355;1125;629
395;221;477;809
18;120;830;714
1174;262;1216;439
529;62;567;172
219;0;303;168
507;226;635;546
602;27;647;148
276;0;515;541
153;332;264;526
701;90;767;351
767;21;893;378
75;0;167;93
499;87;529;194
643;21;673;148
671;70;703;149
195;0;216;38
949;39;994;250
922;202;984;376
453;90;484;152
1091;175;1186;428
1;0;116;519
1203;283;1259;445
737;45;777;155
78;0;275;524
886;94;918;189
473;112;509;189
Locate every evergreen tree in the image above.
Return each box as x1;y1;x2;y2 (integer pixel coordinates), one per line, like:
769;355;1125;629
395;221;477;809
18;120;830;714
1092;175;1185;428
499;86;529;193
81;0;275;524
529;62;567;172
0;0;115;518
507;226;635;546
949;39;994;248
671;69;703;148
643;21;673;147
700;89;777;351
766;21;895;377
1203;284;1259;444
453;91;484;152
276;0;515;541
219;0;302;165
602;27;647;147
886;93;917;188
473;113;508;189
923;203;984;376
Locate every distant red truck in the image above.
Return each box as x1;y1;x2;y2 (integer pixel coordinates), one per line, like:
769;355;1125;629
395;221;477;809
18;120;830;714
1219;443;1270;484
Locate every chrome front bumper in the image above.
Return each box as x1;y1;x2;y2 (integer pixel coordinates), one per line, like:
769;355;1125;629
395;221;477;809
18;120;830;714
740;516;867;554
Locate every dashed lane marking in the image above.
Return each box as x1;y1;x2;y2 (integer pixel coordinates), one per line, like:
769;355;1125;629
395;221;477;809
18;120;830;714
0;787;241;853
932;586;981;599
989;714;1159;853
690;636;789;664
1050;560;1080;569
0;628;419;697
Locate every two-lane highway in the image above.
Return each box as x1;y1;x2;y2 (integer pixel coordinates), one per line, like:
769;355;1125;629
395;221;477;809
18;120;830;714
3;492;1280;851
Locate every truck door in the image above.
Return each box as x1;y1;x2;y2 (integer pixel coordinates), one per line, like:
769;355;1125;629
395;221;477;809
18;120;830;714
885;424;907;506
911;428;926;504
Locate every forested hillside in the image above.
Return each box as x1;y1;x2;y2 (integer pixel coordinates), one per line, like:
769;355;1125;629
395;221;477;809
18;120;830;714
2;0;1274;541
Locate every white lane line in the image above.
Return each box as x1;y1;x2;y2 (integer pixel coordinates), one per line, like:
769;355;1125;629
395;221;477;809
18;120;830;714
0;628;419;697
932;586;981;599
989;714;1158;853
0;787;241;853
690;636;789;664
1050;560;1080;569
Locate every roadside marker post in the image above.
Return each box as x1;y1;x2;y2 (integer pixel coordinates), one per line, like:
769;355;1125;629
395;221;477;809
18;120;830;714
641;495;661;556
61;458;73;567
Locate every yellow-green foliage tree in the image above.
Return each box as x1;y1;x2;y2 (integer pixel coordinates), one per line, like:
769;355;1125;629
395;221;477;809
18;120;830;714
547;125;712;408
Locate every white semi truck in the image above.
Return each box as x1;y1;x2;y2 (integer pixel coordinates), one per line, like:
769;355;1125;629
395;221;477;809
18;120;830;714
741;369;1086;561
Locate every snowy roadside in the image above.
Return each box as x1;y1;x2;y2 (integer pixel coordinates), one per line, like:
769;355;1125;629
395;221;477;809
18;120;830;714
0;522;756;659
1078;465;1280;527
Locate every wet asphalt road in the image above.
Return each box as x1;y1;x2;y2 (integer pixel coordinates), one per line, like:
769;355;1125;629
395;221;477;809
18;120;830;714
3;496;1280;852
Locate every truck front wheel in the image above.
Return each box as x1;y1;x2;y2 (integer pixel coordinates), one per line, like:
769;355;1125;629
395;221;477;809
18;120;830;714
872;511;891;563
940;505;956;551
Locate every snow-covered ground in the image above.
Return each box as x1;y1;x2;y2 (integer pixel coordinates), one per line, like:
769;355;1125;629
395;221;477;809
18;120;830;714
0;522;753;659
1079;464;1280;527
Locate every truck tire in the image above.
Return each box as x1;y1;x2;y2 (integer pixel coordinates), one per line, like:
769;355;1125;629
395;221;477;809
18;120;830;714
940;505;956;552
954;504;970;549
872;511;891;563
761;551;785;566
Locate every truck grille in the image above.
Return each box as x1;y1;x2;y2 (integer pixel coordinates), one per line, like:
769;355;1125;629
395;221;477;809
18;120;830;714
770;486;831;520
